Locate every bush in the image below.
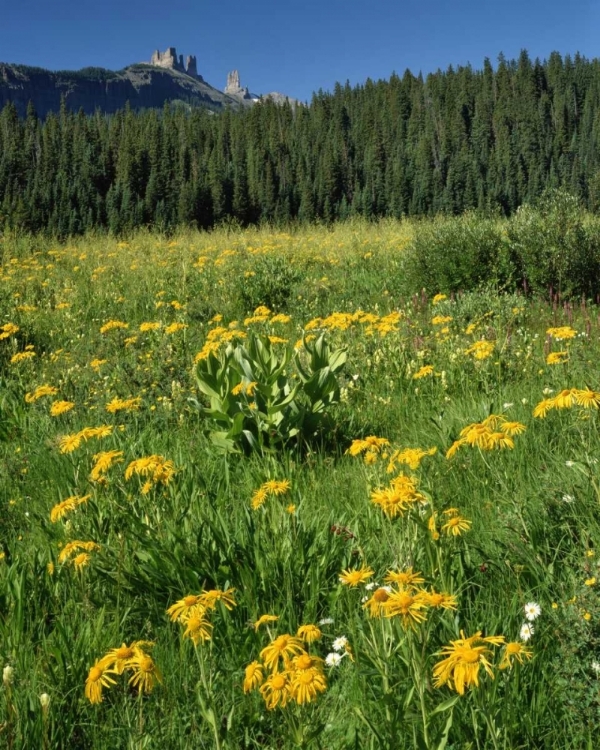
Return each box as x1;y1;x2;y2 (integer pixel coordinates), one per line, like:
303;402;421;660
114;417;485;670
404;213;513;294
237;252;302;313
507;189;600;298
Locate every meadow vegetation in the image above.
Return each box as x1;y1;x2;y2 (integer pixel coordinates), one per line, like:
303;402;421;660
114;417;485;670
1;214;600;748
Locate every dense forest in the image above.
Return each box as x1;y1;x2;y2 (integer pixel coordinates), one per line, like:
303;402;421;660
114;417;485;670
2;49;600;235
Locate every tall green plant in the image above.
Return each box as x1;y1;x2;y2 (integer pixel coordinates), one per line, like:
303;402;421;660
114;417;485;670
193;333;347;452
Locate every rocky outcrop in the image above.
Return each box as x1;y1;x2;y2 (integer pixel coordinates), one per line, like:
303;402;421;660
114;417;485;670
0;48;297;118
225;70;251;99
0;63;239;118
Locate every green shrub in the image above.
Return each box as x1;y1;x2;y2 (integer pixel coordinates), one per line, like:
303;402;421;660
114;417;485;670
237;252;302;313
404;213;513;294
508;189;600;298
193;332;347;453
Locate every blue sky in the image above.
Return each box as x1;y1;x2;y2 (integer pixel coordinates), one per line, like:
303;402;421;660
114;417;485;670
0;0;597;101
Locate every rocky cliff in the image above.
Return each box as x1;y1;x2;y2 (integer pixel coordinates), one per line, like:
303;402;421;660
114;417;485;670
0;46;298;118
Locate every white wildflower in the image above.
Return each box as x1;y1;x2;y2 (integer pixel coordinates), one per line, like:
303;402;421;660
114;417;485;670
332;636;348;652
520;623;534;641
524;602;541;621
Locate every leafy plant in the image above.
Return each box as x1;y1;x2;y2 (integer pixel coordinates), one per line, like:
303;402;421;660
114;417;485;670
193;332;347;452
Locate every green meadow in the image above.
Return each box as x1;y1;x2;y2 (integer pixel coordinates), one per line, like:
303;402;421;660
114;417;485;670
1;213;600;748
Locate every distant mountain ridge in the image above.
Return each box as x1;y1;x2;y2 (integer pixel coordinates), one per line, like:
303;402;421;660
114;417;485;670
0;46;296;117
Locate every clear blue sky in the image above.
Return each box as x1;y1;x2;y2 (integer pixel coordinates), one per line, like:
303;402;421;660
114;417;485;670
0;0;597;102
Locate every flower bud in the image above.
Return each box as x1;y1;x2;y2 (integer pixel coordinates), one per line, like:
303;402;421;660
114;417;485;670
39;693;50;711
3;665;14;686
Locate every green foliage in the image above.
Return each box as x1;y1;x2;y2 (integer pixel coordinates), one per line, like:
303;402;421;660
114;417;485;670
237;253;302;313
507;189;600;297
404;213;512;293
193;332;347;452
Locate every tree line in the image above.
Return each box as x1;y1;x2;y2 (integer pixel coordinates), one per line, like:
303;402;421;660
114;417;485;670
2;49;600;235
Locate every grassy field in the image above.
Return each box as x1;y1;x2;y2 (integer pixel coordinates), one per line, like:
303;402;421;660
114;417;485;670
1;219;600;749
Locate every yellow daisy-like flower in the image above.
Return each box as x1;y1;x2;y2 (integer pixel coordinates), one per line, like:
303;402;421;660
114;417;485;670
546;326;576;340
441;515;472;536
10;351;36;364
339;565;374;587
363;587;392;618
84;660;117;704
499;642;532;670
254;614;279;631
251;487;268;510
50;400;75;417
433;631;505;695
198;588;237;611
58;540;100;564
90;450;124;482
25;385;58;403
50;494;91;523
260;671;291;710
102;642;146;674
546;351;568;365
347;436;390;456
296;624;322;643
243;661;264;693
412;365;434;380
181;612;213;645
425;590;458;610
533;398;554;419
0;323;19;340
290;667;327;705
384;568;425;589
574;388;600;409
260;635;305;672
166;595;205;623
263;479;291;496
383;590;429;628
127;652;162;694
552;388;578;409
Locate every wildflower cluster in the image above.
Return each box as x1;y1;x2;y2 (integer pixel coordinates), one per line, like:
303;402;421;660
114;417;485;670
124;454;176;494
57;540;100;569
167;588;237;645
370;474;427;518
58;425;113;454
85;641;160;704
533;388;600;418
250;479;291;510
446;414;526;458
244;623;328;709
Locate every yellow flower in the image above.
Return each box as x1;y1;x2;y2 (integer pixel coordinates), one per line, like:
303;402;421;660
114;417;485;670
574;389;600;409
0;323;19;339
50;494;91;523
90;450;124;482
165;322;188;334
254;614;279;631
260;635;305;672
10;351;36;364
105;396;142;413
139;322;161;332
533;398;554;419
50;400;75;417
498;421;526;436
425;590;458;610
347;436;389;456
432;294;447;305
167;595;205;623
546;326;576;340
433;631;505;695
100;320;128;334
72;552;92;570
363;587;392;618
243;661;264;693
339;565;374;587
384;568;425;588
84;660;117;704
102;642;152;674
432;315;453;325
499;642;532;670
58;540;100;564
251;487;268;510
413;365;434;380
387;447;436;472
127;652;162;694
383;590;429;628
546;351;568;365
290;667;327;705
553;388;578;409
585;577;596;586
25;385;58;403
260;671;291;710
442;515;472;536
464;340;495;360
198;588;237;611
181;612;213;645
297;624;322;643
286;504;296;515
